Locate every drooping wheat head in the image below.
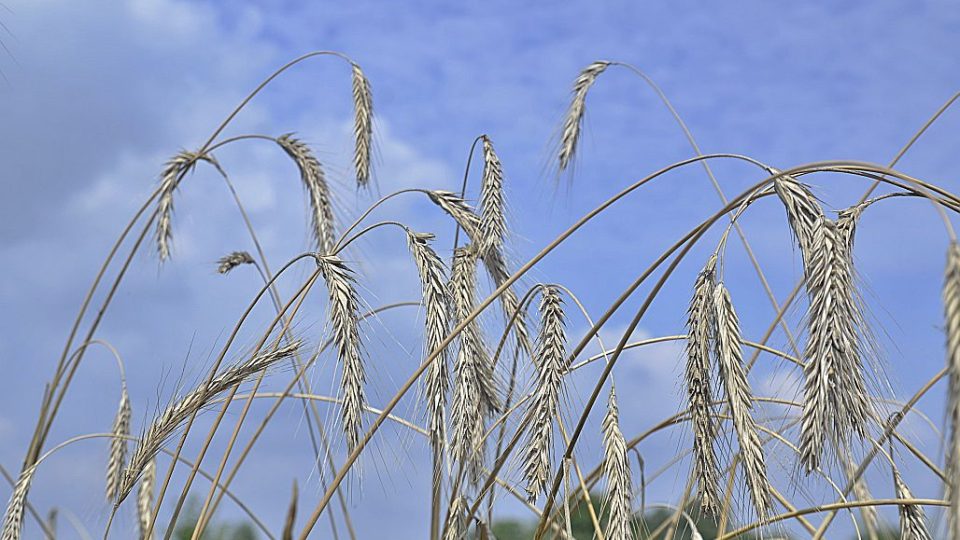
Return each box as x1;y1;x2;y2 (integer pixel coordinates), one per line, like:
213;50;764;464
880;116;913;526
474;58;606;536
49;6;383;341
558;61;610;173
449;245;499;485
427;190;482;241
316;255;367;452
602;385;633;540
945;241;960;537
137;458;156;540
217;251;256;274
351;63;374;188
119;342;301;501
684;255;721;514
772;173;824;272
799;216;871;472
522;285;567;501
276;134;337;253
713;282;770;517
893;466;931;540
155;151;216;262
406;231;451;450
479;135;506;258
105;386;131;502
1;466;36;540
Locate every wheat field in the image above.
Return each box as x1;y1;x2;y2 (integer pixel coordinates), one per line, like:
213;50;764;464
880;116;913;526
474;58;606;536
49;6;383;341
3;48;960;540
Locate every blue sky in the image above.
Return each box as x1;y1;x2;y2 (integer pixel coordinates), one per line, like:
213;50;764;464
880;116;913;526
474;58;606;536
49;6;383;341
1;0;960;538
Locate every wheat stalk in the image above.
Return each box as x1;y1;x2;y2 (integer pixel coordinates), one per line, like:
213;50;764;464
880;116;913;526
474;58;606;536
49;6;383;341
137;458;156;540
155;151;216;261
684;255;721;513
105;387;131;502
799;216;870;472
450;245;499;485
713;282;770;517
281;481;297;540
479;135;506;258
602;385;633;540
276;134;337;253
893;467;931;540
216;251;255;274
351;62;373;188
316;255;367;452
945;241;960;538
558;61;610;172
481;248;534;361
523;286;567;501
119;342;301;501
406;231;451;449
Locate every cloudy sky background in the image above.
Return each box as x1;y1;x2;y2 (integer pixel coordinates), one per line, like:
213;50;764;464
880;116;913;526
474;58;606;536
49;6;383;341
1;0;960;538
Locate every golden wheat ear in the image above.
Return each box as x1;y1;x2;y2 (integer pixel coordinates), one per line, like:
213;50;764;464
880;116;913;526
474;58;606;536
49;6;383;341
558;61;610;173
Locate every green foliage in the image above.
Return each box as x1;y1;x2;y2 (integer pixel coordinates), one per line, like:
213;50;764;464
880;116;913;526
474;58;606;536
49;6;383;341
489;494;771;539
172;499;257;540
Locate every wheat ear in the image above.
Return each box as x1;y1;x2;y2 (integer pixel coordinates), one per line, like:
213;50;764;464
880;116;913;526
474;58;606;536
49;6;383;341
523;286;567;501
216;251;255;274
479;135;506;258
351;62;374;188
945;241;960;538
427;190;482;241
316;255;367;452
799;216;870;472
137;458;156;540
893;467;931;540
443;495;467;540
558;61;610;172
155;151;217;261
406;231;451;449
684;255;721;513
602;385;633;540
119;342;301;500
1;466;36;540
713;282;770;517
276;134;337;253
105;386;131;501
772;174;824;271
450;245;498;485
481;248;534;360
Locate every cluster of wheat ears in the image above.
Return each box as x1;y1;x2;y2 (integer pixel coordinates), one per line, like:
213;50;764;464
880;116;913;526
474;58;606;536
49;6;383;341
3;51;960;540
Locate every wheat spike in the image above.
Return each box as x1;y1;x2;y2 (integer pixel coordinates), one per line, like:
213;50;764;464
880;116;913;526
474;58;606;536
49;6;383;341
350;63;374;188
105;387;131;501
427;190;482;241
1;466;36;540
216;251;255;274
155;151;217;261
449;245;498;484
406;231;451;449
772;174;824;272
684;255;721;513
443;495;467;540
893;468;931;540
120;342;301;501
276;134;337;253
478;135;506;258
523;286;567;501
945;242;960;538
558;61;610;172
136;458;156;540
316;255;367;452
713;282;770;517
602;385;633;540
799;217;870;472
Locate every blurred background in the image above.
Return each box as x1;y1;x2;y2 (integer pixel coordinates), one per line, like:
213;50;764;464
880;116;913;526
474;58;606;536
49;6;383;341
1;0;959;538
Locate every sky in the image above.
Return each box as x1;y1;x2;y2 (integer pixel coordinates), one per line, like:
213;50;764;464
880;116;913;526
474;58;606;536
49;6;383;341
1;0;960;538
